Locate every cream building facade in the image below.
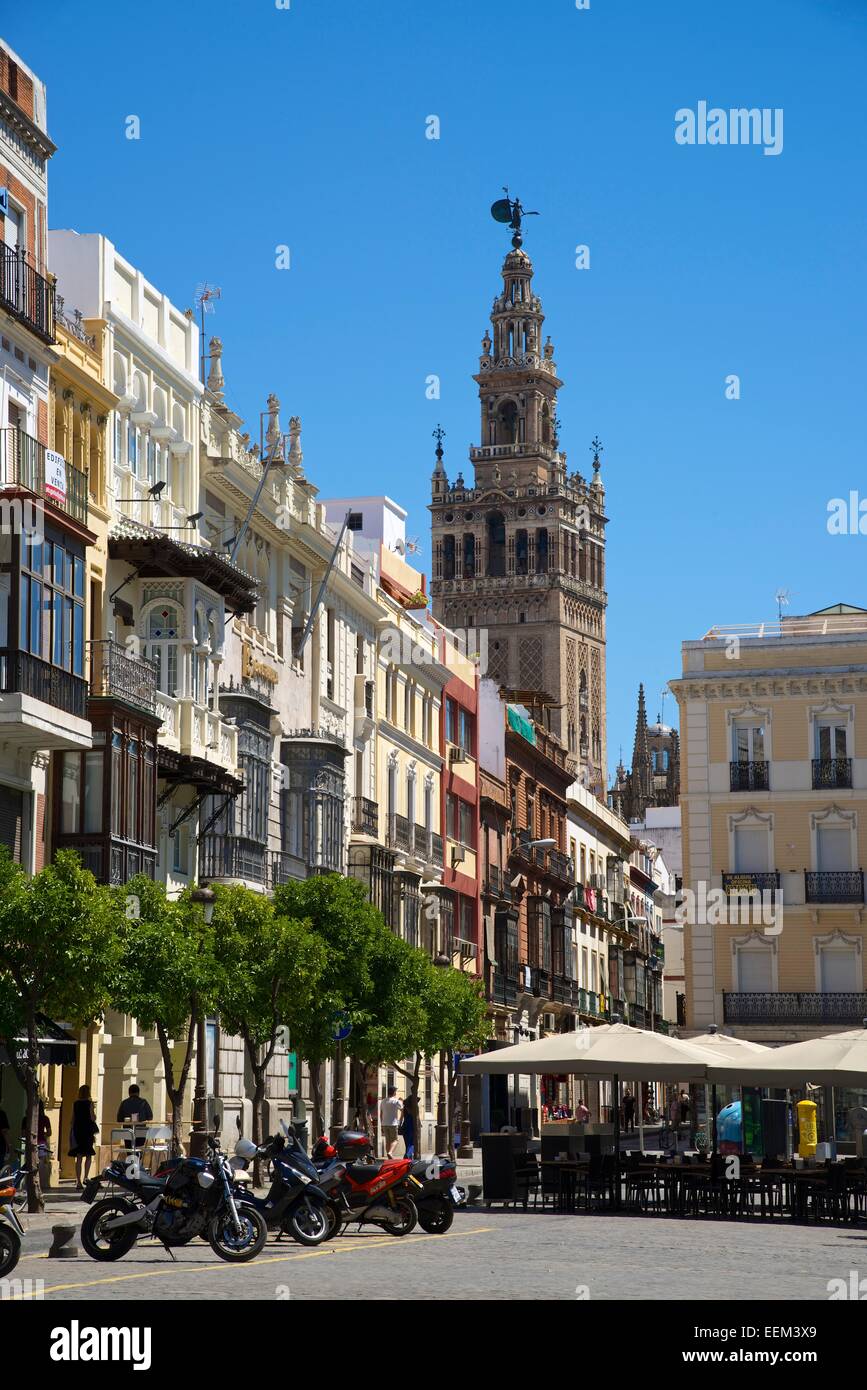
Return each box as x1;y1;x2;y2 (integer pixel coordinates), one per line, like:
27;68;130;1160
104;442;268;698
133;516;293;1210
671;604;867;1043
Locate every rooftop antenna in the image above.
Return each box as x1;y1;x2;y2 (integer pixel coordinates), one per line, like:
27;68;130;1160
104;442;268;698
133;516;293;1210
195;283;222;383
775;588;791;626
660;687;669;727
405;536;421;555
490;188;539;249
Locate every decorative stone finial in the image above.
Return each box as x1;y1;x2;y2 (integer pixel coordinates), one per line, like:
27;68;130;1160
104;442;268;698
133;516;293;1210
207;336;224;402
288;415;304;476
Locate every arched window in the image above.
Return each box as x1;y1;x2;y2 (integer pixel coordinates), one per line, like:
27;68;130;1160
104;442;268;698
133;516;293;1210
541;401;551;445
152;386;168;425
515;529;528;576
132;372;147;411
497;400;518;445
442;535;455;581
143;605;180;697
463;533;475;578
536;528;549;573
486;511;506;577
113;353;127;399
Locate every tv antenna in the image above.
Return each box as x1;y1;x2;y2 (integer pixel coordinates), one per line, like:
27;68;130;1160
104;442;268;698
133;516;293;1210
405;536;421;555
775;588;790;625
195;283;222;382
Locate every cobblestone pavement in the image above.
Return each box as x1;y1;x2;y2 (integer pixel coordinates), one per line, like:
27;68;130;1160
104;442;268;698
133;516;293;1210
8;1204;867;1301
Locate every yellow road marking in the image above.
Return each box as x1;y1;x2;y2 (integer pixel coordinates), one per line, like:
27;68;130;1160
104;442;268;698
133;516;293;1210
14;1226;494;1298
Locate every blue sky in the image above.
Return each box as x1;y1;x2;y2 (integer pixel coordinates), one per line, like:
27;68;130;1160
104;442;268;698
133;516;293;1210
8;0;867;776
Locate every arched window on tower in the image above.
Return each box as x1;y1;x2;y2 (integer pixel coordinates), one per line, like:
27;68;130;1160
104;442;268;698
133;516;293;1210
442;535;455;581
463;533;475;579
536;529;549;574
579;670;588;712
497;400;518;445
541;401;552;445
515;529;528;576
486;511;506;577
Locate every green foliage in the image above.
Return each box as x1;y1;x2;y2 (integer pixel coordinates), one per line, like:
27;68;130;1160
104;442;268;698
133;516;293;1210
0;848;121;1044
272;874;382;1063
113;876;219;1039
211;883;325;1052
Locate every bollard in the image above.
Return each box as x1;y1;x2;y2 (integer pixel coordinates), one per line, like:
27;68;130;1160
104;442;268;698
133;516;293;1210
48;1224;78;1259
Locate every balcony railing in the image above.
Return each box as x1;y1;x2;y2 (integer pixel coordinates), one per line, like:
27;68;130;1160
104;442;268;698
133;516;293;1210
551;975;572;1004
483;864;511;900
351;796;379;837
0;245;55;343
722;871;780;896
201;834;267;885
0;426;88;524
89;639;157;714
805;869;864;904
812;757;852;790
430;830;444;867
723;991;867;1025
528;966;550;998
0;647;87;719
271;851;302;887
730;760;769;792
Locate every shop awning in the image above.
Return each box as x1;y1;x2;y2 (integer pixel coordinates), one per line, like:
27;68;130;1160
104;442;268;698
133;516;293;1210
0;1014;78;1066
460;1022;721;1081
704;1024;867;1088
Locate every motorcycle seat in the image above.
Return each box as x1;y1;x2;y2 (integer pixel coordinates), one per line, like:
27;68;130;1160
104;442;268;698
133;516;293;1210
345;1161;386;1182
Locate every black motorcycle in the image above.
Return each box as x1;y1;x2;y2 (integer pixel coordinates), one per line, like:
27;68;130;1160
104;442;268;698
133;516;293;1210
80;1137;267;1263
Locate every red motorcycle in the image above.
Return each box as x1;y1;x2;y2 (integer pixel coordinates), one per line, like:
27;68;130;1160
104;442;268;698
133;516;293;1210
313;1134;420;1236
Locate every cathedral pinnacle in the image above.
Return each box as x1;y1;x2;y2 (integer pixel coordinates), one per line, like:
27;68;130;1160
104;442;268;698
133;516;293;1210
490;189;539;250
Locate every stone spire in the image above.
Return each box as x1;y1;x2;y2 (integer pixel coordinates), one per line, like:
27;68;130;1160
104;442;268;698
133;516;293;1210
431;423;448;500
627;683;653;820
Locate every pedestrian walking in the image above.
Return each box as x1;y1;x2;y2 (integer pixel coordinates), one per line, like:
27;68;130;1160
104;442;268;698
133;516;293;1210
379;1086;402;1158
69;1084;99;1189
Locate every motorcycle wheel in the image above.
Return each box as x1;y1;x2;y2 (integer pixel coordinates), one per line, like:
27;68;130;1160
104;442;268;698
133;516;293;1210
0;1224;21;1277
323;1202;342;1239
284;1196;330;1247
381;1196;418;1237
80;1198;139;1262
207;1206;268;1263
417;1200;454;1234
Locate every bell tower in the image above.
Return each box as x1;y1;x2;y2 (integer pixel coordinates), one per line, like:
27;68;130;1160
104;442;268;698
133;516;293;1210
429;202;608;796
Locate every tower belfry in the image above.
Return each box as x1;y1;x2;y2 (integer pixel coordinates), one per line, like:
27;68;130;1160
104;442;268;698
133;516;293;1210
429;201;609;794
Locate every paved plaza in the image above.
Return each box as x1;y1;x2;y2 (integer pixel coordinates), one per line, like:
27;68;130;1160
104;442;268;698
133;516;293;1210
9;1203;867;1301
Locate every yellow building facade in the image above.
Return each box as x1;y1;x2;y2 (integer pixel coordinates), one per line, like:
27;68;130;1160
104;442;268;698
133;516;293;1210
671;604;867;1043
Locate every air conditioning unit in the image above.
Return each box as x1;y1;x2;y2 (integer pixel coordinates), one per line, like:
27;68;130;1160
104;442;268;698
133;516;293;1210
448;745;466;766
0;187;8;216
451;845;467;867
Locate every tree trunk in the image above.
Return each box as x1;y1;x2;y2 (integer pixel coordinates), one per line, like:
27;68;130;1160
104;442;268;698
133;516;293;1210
308;1061;323;1141
157;1019;195;1157
446;1051;458;1163
23;1005;42;1212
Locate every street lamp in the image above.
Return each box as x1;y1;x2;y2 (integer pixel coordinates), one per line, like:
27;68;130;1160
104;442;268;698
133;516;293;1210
434;951;451;1155
188;883;216;1158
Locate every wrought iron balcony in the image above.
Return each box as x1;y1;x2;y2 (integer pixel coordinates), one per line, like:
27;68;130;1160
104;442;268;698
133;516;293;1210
0;426;88;524
201;834;267;885
730;759;769;792
351;795;379;837
812;757;852;790
89;639;157;714
722;871;780;896
552;975;572;1004
490;970;518;1007
723;991;867;1025
805;869;863;904
0;647;87;719
528;966;550;998
388;812;414;855
0;245;55;343
483;864;511;900
429;830;444;867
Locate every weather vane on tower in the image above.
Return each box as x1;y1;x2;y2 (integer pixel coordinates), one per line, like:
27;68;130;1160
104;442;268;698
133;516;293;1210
490;188;539;248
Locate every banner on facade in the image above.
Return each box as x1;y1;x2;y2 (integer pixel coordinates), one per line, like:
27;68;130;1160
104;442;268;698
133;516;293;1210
45;449;67;505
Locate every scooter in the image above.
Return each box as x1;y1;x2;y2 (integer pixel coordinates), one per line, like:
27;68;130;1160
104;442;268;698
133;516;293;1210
229;1133;340;1247
0;1166;27;1277
308;1131;419;1236
313;1131;463;1234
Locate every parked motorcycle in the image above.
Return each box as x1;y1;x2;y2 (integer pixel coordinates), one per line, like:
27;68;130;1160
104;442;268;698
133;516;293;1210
0;1165;27;1277
310;1132;420;1236
229;1134;340;1247
312;1132;462;1234
80;1136;267;1263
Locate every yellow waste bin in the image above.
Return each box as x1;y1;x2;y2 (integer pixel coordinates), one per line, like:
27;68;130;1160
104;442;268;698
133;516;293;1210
797;1099;818;1158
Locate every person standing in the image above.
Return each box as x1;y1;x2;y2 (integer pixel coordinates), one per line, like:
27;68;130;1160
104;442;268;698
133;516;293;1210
399;1099;416;1159
379;1086;402;1158
0;1105;11;1172
623;1089;636;1135
69;1084;99;1189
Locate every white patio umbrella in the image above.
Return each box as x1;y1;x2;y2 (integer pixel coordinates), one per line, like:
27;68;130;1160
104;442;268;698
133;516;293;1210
461;1024;723;1198
704;1023;867;1088
685;1031;770;1149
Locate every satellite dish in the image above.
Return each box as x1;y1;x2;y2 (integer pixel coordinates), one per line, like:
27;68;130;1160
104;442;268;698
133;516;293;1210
491;198;513;224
